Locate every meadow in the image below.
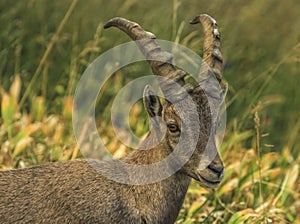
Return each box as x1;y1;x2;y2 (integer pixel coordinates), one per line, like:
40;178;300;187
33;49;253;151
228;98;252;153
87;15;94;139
0;0;299;223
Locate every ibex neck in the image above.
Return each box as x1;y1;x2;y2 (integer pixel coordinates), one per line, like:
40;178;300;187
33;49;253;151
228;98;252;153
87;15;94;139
121;131;171;165
117;131;192;223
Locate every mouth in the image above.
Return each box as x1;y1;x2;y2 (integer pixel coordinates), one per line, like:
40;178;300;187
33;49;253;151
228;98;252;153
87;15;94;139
196;173;222;188
191;168;224;188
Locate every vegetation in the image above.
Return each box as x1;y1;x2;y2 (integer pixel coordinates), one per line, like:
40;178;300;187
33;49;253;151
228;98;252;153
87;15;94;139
0;0;299;223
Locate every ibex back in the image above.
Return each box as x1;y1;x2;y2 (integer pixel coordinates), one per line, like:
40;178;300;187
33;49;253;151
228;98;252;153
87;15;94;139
0;14;227;224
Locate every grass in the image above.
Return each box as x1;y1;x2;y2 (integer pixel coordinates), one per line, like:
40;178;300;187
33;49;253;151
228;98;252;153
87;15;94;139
0;0;300;223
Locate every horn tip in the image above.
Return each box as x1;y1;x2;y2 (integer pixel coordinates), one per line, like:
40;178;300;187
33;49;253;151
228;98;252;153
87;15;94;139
190;14;217;25
103;22;112;29
199;14;217;25
103;17;123;29
190;15;200;25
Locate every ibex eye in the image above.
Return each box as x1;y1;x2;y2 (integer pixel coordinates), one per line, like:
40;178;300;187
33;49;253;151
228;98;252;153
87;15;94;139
167;124;179;133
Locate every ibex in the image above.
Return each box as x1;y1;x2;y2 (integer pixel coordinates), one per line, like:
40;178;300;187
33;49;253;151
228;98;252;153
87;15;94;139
0;14;227;223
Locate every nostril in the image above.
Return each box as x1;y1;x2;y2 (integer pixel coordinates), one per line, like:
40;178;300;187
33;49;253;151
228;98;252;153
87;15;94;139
208;163;224;177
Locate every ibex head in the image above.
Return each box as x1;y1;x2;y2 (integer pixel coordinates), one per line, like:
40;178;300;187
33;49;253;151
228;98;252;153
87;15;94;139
104;14;227;187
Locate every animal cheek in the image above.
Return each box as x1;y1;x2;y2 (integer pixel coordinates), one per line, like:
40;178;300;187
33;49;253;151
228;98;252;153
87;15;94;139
167;135;180;150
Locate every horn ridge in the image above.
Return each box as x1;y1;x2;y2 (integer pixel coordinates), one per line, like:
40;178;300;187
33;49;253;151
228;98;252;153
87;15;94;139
103;17;180;79
190;14;223;83
104;17;196;101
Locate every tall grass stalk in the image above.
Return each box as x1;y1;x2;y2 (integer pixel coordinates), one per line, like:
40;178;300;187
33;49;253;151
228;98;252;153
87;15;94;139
254;111;263;205
19;0;78;108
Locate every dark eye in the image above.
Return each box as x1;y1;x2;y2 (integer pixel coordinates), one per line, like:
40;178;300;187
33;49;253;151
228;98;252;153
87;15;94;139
167;123;179;133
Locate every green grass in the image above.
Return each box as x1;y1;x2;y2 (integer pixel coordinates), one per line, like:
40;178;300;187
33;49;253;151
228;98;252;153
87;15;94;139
0;0;299;223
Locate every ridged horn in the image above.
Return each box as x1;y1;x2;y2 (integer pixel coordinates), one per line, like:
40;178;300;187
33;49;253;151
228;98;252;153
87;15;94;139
190;14;223;83
104;17;195;100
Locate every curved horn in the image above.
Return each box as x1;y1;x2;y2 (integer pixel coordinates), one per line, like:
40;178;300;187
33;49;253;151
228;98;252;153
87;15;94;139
104;17;156;41
190;14;223;83
104;17;195;99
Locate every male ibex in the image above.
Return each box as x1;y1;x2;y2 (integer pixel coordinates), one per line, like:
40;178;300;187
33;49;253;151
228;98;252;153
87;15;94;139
0;14;227;223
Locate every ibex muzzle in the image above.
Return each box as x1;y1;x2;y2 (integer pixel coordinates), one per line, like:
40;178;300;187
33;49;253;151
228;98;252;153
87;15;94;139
0;14;227;223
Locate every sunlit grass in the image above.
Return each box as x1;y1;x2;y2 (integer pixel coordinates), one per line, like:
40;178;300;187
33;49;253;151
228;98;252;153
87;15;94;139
0;0;299;223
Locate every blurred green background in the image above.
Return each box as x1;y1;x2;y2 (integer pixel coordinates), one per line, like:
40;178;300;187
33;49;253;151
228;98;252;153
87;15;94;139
0;0;299;223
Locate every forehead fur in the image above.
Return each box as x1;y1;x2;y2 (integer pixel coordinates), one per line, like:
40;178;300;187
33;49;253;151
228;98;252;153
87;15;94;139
162;90;212;133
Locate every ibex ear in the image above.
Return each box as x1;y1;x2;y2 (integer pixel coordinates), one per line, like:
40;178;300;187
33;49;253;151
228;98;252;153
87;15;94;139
143;85;162;118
